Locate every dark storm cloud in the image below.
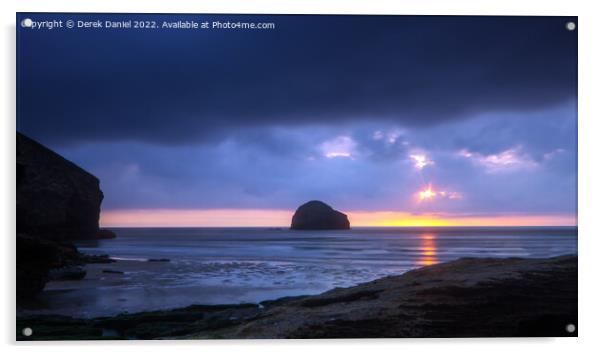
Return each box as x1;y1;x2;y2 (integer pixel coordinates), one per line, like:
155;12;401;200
54;102;576;214
17;14;577;146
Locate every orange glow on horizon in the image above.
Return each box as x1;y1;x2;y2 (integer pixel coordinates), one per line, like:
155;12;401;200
347;211;576;227
100;208;576;228
100;209;292;228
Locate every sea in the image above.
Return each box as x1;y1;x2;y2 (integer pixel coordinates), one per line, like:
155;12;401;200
19;227;577;318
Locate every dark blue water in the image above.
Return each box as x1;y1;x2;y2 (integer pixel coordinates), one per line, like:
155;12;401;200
79;226;578;265
25;227;577;317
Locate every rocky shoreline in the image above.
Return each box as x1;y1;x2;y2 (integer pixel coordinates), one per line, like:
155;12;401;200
17;132;118;299
17;254;577;340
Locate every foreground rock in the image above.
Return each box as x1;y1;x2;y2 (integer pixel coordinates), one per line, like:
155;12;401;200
17;132;113;298
291;201;350;230
80;254;115;264
17;233;114;298
96;229;117;239
48;266;87;281
17;255;577;340
102;269;124;275
16;234;88;297
17;132;103;241
17;234;65;298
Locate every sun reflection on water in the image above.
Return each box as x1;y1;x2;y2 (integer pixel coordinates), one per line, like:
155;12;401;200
417;233;438;266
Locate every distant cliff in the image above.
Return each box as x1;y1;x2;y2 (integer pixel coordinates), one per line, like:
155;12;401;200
291;201;350;230
17;132;103;241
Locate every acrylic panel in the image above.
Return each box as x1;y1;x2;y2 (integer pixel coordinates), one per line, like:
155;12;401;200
16;13;577;340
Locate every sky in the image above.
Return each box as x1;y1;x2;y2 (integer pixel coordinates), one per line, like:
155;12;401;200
17;14;578;226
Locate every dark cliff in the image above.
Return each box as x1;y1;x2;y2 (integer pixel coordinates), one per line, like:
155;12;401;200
291;201;350;230
16;132;108;299
17;132;103;241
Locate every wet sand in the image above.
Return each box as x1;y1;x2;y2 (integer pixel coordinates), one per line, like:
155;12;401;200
18;260;320;317
17;255;577;339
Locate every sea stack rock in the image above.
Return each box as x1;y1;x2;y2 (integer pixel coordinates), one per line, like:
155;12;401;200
291;201;351;230
17;132;103;241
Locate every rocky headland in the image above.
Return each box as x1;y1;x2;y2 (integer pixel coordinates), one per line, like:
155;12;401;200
17;132;104;241
17;255;577;340
16;132;115;299
291;201;350;230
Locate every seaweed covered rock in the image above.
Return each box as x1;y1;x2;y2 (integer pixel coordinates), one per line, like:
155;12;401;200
291;201;350;230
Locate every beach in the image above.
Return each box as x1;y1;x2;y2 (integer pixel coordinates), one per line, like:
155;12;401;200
17;254;578;339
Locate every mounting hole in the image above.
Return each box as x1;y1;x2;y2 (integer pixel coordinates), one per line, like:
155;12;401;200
566;21;576;31
565;323;576;333
21;18;32;28
22;327;33;337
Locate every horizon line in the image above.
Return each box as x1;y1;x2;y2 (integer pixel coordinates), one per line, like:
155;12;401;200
101;225;577;229
99;208;576;228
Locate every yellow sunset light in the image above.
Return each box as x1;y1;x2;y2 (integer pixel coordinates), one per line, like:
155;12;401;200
419;185;436;201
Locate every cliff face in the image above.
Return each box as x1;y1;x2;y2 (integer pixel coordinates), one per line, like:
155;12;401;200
17;132;103;241
291;201;350;230
16;132;106;299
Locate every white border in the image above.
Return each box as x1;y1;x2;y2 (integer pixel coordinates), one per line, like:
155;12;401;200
2;1;601;353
